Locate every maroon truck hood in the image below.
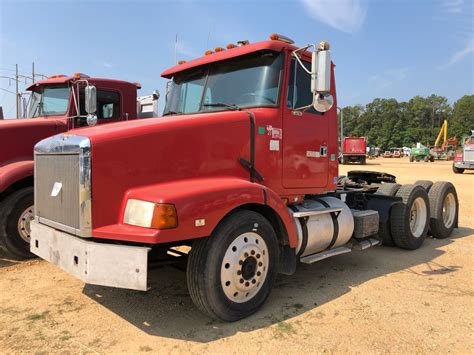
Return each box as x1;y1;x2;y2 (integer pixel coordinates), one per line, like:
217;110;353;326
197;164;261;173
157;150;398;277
0;118;67;166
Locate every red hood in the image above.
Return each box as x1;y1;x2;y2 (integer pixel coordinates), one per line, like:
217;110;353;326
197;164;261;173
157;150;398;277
0;118;67;166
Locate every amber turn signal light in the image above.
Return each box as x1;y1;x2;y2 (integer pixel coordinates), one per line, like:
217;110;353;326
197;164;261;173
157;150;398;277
151;204;178;230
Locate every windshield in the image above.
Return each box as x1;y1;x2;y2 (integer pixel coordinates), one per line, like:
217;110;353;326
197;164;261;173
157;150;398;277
28;85;70;117
163;50;284;115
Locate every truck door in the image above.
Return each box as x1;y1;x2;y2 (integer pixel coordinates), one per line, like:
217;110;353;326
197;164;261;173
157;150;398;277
282;58;329;188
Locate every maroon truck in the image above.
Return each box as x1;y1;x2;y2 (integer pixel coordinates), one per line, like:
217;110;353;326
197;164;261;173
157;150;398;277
342;136;367;164
0;73;149;258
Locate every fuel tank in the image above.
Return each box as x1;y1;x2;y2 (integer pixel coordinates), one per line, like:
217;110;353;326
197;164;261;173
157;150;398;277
291;196;354;257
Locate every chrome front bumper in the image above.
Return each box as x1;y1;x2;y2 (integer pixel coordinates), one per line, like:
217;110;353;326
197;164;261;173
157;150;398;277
454;161;474;169
30;220;150;291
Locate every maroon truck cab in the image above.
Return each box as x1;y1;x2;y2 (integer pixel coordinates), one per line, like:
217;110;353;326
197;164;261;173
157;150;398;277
341;136;367;164
0;74;141;258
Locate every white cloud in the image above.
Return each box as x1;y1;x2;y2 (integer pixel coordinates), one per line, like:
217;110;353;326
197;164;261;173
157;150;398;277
300;0;368;34
439;38;474;68
441;0;464;14
102;62;112;68
369;67;409;90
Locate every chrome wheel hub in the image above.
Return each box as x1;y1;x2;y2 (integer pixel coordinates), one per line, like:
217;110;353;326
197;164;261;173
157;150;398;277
409;197;427;238
221;232;269;303
18;205;34;243
442;193;456;228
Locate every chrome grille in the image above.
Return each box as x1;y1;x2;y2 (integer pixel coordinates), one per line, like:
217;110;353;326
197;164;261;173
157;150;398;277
35;154;80;229
34;134;92;237
464;149;474;162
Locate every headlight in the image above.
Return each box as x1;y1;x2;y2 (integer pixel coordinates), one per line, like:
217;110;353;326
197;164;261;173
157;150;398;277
124;199;178;229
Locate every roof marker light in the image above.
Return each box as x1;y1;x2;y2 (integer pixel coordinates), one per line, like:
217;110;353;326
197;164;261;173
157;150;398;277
48;74;66;79
204;50;214;55
226;43;236;49
269;33;295;44
214;47;225;52
178;60;186;65
73;72;90;78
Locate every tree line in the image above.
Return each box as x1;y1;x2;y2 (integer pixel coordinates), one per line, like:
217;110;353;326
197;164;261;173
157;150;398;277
340;95;474;149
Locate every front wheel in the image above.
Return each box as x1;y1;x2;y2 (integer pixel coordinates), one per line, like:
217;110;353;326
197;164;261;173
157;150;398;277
187;210;279;321
0;187;35;259
452;164;464;174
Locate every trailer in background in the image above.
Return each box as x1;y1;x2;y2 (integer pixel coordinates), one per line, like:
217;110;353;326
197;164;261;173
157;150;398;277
342;136;367;164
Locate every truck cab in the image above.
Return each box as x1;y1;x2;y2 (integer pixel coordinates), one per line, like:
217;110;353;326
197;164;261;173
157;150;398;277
0;73;148;258
30;35;459;321
453;130;474;173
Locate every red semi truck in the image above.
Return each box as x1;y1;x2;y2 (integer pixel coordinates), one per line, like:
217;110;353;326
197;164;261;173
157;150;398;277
0;73;152;258
341;136;367;164
453;130;474;173
30;35;459;321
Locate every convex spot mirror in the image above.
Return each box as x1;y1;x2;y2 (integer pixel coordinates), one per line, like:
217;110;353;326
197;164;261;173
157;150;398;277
85;85;97;114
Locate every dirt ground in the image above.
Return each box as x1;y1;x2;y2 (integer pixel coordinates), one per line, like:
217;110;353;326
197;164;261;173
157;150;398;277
1;159;473;354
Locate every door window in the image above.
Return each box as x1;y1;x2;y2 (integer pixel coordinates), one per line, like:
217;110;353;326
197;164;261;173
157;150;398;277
286;59;322;115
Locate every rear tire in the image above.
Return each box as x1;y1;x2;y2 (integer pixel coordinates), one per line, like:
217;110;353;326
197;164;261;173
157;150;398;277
376;183;401;197
187;210;279;321
452;164;464;174
391;185;430;250
414;180;433;192
428;182;458;239
375;183;402;246
410;155;414;162
0;187;35;259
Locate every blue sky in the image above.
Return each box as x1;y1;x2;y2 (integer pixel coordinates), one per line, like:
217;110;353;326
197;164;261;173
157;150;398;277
0;0;472;118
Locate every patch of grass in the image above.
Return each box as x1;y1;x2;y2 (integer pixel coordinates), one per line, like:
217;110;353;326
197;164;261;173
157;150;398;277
139;345;153;352
276;321;295;333
26;311;49;322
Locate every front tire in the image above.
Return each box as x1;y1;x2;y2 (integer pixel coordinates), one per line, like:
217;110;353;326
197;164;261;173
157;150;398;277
187;210;279;321
0;187;35;259
452;164;464;174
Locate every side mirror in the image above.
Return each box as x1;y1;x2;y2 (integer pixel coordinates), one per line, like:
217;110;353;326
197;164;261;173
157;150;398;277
311;41;333;113
85;85;97;114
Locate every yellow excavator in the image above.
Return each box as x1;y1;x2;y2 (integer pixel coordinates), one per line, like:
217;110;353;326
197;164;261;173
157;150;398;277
433;120;458;160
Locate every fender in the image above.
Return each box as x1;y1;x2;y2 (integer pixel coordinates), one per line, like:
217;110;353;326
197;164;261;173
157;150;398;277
93;177;297;247
0;160;34;194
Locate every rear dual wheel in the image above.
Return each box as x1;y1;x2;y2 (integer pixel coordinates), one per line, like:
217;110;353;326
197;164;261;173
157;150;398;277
187;210;279;321
428;182;458;239
391;185;430;250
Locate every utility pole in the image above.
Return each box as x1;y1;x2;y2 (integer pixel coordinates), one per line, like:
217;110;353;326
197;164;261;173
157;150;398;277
15;64;19;119
32;62;35;83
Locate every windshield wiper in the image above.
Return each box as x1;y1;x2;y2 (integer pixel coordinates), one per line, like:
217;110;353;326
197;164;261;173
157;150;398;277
163;110;183;116
203;103;241;111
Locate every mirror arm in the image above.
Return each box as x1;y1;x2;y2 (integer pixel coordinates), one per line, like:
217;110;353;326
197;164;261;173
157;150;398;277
291;44;315;75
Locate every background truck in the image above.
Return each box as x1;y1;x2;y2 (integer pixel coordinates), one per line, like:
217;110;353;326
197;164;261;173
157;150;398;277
341;136;367;164
0;73;156;259
30;35;459;321
453;130;474;173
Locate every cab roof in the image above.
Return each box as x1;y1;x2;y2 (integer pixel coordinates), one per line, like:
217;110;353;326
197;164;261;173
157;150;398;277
161;40;302;79
26;76;139;91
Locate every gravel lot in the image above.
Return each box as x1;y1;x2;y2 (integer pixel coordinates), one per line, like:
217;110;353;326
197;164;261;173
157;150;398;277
1;159;473;353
